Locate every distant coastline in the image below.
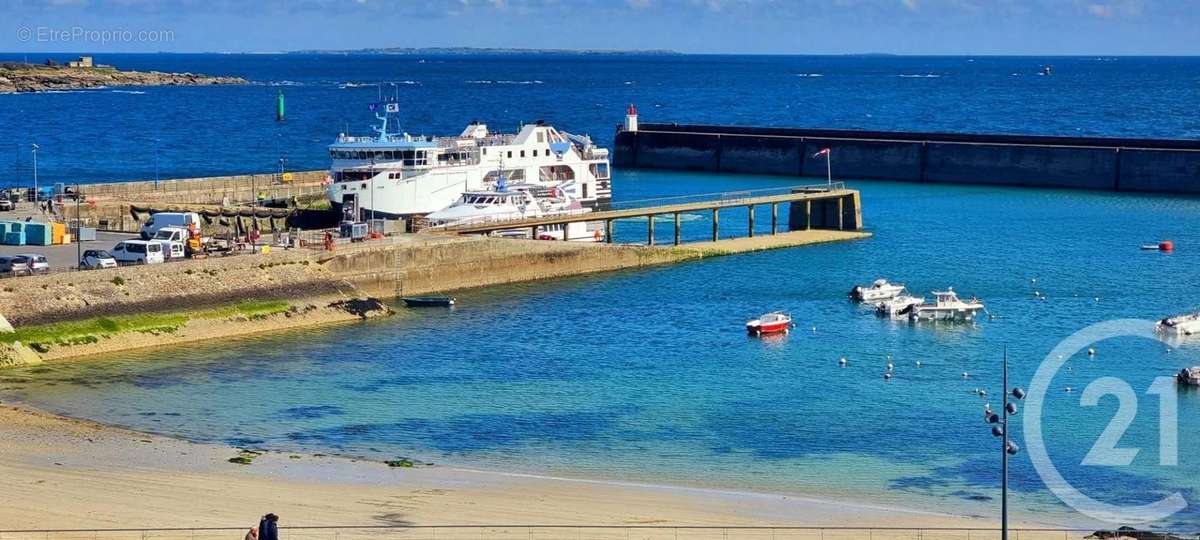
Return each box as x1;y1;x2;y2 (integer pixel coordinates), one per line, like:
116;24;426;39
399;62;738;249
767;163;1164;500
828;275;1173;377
0;57;247;93
288;46;680;55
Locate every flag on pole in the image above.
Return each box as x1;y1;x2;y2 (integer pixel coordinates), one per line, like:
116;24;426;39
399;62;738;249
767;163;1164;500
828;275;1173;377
813;148;831;158
368;102;379;111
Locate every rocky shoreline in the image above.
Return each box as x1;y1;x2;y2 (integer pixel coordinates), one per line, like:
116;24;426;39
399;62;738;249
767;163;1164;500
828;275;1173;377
0;62;247;93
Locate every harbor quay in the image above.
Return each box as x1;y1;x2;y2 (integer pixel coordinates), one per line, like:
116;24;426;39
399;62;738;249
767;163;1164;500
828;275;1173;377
0;174;868;367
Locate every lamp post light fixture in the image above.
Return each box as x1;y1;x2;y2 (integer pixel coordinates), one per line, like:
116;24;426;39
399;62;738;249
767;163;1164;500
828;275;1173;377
986;346;1025;540
31;143;39;204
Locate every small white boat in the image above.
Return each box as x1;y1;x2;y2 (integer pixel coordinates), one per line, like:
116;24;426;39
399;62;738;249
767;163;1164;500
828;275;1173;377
850;279;906;302
876;294;925;319
1156;312;1200;336
908;288;985;322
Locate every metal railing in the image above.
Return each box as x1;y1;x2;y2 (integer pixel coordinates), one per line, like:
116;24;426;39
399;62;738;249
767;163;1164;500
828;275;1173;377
607;182;847;212
0;525;1180;540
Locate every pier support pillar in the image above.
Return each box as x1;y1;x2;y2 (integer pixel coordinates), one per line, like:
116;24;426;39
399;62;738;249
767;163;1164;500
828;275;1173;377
605;219;613;244
837;197;844;230
747;205;756;237
805;200;812;230
771;203;778;235
712;208;720;241
531;226;538;239
648;214;655;246
673;213;681;246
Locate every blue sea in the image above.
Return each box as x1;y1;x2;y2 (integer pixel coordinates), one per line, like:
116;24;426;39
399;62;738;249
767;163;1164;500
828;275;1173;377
2;54;1200;529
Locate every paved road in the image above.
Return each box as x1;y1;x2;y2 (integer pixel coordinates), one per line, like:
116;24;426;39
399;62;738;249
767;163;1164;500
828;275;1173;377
1;204;138;271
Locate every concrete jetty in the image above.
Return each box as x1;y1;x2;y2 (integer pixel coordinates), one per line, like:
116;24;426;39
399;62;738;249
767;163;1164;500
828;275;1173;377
614;122;1200;194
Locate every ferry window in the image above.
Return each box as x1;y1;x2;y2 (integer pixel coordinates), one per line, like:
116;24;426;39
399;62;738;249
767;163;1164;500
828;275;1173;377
520;150;526;158
507;151;512;159
533;150;538;157
482;148;487;155
537;132;544;143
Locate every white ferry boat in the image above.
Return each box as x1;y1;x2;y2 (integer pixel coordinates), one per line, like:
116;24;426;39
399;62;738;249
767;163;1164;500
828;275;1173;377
326;105;611;220
424;181;603;242
908;288;985;322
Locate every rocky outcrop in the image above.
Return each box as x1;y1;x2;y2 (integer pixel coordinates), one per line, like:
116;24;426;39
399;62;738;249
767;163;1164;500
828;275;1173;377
0;63;246;93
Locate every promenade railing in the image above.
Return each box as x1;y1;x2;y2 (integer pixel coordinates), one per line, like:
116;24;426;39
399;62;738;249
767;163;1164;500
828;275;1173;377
0;526;1176;540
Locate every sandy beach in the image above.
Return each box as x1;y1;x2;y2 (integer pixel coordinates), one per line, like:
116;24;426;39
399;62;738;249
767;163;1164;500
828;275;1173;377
0;403;1007;532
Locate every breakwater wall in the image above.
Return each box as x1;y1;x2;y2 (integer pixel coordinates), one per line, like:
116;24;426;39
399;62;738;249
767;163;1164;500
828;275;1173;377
614;124;1200;194
82;170;328;204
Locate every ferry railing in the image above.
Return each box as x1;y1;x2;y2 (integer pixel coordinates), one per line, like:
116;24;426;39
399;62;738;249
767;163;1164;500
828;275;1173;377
0;525;1178;540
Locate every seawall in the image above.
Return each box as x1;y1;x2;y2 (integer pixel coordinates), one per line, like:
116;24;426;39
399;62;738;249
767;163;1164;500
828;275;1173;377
614;123;1200;194
0;230;867;366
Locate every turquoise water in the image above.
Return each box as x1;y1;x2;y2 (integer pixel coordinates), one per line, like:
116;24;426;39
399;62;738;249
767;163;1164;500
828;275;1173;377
4;171;1200;527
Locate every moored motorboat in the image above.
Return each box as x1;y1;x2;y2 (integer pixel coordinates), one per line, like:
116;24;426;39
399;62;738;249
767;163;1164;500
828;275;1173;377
746;312;792;336
876;294;925;319
849;279;906;302
1156;312;1200;336
1178;367;1200;386
908;288;984;322
402;296;456;307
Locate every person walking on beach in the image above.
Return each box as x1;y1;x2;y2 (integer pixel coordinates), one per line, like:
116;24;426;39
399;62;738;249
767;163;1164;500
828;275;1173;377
258;513;279;540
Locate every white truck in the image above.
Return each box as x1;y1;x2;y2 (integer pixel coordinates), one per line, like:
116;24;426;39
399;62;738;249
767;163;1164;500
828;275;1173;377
141;212;202;240
150;226;197;259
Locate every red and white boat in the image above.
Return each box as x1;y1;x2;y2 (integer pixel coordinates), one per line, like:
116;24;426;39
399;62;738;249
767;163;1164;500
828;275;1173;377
746;312;793;336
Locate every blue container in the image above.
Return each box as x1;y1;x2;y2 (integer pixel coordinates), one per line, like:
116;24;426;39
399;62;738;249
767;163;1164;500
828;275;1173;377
25;222;51;245
3;231;25;246
0;222;9;236
8;221;22;233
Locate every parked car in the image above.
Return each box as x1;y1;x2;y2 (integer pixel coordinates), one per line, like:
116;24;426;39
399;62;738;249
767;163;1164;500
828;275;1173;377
80;249;118;269
0;255;31;275
111;240;165;265
0;199;13;211
2;253;49;274
16;254;50;274
140;212;201;240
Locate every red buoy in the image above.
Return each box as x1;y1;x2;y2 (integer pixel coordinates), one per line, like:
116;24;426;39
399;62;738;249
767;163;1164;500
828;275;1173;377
1159;240;1174;252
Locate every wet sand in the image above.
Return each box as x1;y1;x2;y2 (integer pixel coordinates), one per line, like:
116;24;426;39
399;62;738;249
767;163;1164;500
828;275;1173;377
0;404;1003;531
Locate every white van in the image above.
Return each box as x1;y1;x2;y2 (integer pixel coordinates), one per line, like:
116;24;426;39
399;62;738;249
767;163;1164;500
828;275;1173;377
111;240;165;265
141;212;201;239
151;227;189;259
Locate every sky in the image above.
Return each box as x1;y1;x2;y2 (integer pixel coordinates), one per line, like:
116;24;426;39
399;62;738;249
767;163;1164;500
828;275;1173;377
1;0;1198;55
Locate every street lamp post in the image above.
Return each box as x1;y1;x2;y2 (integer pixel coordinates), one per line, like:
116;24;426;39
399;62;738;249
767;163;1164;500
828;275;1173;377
154;137;160;190
31;143;39;205
986;346;1026;540
75;183;81;269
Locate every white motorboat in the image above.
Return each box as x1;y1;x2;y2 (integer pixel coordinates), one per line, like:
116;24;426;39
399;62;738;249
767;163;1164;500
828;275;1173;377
908;288;985;322
424;181;603;242
849;279;906;302
1156;312;1200;336
876;294;925;319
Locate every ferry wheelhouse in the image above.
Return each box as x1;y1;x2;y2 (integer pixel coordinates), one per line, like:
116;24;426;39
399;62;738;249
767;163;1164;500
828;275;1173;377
327;108;612;220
